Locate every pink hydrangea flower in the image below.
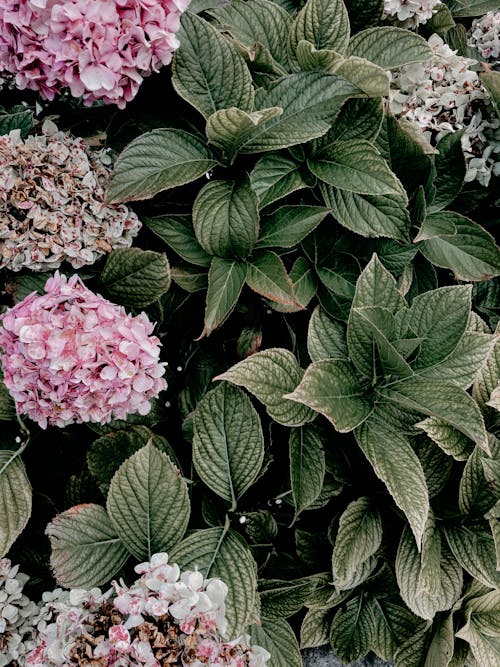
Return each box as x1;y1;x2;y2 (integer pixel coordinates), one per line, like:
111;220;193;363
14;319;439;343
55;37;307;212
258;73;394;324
0;272;167;428
0;0;191;108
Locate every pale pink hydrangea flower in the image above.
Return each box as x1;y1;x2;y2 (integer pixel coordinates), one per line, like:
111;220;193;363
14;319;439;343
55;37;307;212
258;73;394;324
0;0;191;108
383;0;440;28
0;272;167;428
0;120;141;272
468;12;500;63
27;552;271;667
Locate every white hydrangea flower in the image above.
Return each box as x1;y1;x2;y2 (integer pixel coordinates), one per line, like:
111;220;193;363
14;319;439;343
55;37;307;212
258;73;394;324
0;120;141;273
383;0;441;28
389;34;500;186
468;12;500;63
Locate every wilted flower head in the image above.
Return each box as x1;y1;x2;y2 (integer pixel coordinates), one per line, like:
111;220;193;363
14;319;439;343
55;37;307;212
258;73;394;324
27;552;270;667
0;0;191;108
0;121;141;272
383;0;441;28
0;559;40;667
468;12;500;63
0;272;167;428
389;34;500;186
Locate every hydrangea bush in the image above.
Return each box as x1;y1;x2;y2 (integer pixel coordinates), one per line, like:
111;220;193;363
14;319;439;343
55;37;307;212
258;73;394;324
0;2;500;667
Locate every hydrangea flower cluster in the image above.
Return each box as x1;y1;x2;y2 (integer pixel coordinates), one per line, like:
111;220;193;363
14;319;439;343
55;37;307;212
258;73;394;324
389;34;500;186
0;0;190;108
0;121;141;273
0;559;40;667
0;272;167;428
468;12;500;64
27;553;270;667
383;0;441;28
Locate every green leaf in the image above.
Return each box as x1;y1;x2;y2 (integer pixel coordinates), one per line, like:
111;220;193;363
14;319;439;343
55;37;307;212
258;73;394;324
87;426;177;495
170;527;257;638
206;107;283;162
0;379;16;421
473;328;500;410
444;525;500;589
257;205;330;249
46;504;128;588
0;107;33;137
107;444;190;560
329;595;375;664
203;258;247;336
481;70;500;116
316;97;383;146
99;248;170;308
285;359;372;432
215;348;315;427
172;12;254;118
407;285;471;370
246;251;299;307
239;71;360;153
289;425;326;519
250;153;307;208
288;0;351;59
429;132;465;212
332;57;389;97
456;590;500;667
416;418;474;461
0;451;31;557
347;26;432;68
459;446;495;516
210;0;292;69
171;265;208;293
106;129;218;203
193;176;260;259
371;599;420;662
249;618;302;667
416;212;500;282
396;522;463;620
355;412;429;548
447;1;500;17
295;40;344;72
193;383;264;506
300;606;332;649
331;497;382;590
308;140;404;197
144;214;211;267
380;376;488;451
260;578;317;619
307;306;348;362
347;253;406;379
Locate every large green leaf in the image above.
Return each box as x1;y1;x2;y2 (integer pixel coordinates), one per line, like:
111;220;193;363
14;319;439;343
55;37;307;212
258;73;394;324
260;578;317;619
355;412;429;548
300;606;332;649
46;504;128;588
257;205;330;249
347;27;432;68
329;595;375;664
239;71;360;153
246;251;299;307
107;444;190;560
316;97;383;148
380;376;488;451
308;140;404;197
347;254;406;379
203;258;247;336
0;451;31;557
332;57;389;97
172;12;254;118
456;590;500;667
193;176;259;259
429;132;465;212
215;348;315;427
249;618;302;667
289;425;326;519
288;0;351;60
459;445;495;516
193;383;264;506
321;185;410;241
444;525;500;589
331;497;382;590
396;522;462;620
170;527;257;638
0;379;16;421
99;248;170;308
371;599;420;662
416;418;474;461
285;359;372;432
416;212;500;282
473;328;500;410
250;153;307;208
144;214;211;267
447;1;500;17
307;306;348;362
0;106;33;137
106;129;218;203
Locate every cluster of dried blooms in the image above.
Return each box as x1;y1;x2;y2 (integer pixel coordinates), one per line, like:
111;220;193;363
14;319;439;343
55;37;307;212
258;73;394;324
0;0;190;108
1;553;271;667
0;121;141;273
383;0;441;28
468;11;500;64
389;34;500;186
0;273;167;428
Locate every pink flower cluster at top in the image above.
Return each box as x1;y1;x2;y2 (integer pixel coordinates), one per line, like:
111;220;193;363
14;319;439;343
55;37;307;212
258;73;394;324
0;273;167;428
0;0;190;108
27;553;270;667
